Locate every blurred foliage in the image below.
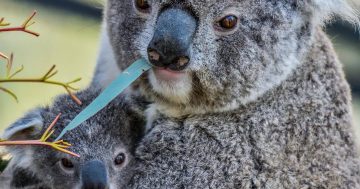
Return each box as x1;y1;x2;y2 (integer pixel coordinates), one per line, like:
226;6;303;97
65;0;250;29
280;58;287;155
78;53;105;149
0;0;100;132
0;0;359;133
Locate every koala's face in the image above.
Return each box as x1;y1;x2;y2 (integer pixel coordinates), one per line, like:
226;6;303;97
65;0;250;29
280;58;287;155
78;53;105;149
4;89;145;189
106;0;314;116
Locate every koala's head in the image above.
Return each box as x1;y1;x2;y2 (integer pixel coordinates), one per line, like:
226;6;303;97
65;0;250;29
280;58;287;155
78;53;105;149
3;88;145;189
106;0;359;117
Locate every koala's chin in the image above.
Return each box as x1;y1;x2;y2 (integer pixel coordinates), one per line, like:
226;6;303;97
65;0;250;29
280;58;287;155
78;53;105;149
148;69;193;105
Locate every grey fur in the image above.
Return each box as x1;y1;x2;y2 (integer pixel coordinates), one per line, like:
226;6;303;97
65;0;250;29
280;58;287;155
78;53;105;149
2;87;145;189
129;30;360;188
100;0;360;188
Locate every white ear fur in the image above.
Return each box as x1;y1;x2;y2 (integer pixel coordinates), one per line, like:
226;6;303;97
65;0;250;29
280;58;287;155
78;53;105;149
2;110;44;140
313;0;360;26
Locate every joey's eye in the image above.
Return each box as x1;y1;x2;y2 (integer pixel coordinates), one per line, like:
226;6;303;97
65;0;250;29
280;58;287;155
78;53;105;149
114;153;126;166
59;158;75;174
60;158;74;169
219;15;238;30
135;0;151;12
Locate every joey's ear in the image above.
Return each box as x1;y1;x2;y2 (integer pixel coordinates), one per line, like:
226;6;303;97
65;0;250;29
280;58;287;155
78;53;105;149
312;0;359;25
2;109;44;140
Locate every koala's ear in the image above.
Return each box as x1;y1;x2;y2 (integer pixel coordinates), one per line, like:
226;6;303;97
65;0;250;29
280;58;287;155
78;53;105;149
2;109;44;140
312;0;359;25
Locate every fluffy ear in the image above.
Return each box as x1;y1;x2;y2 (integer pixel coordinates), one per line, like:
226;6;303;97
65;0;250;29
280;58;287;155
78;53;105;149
2;109;44;140
312;0;360;25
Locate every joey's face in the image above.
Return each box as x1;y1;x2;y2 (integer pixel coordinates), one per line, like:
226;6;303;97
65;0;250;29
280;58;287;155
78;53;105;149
31;133;133;189
107;0;314;116
30;105;140;189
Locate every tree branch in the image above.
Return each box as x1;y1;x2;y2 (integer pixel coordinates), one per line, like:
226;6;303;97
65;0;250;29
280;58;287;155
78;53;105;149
0;114;80;157
0;11;39;37
0;65;82;105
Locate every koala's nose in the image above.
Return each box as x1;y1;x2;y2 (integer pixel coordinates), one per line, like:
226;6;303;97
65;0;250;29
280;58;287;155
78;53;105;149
147;8;197;71
81;160;109;189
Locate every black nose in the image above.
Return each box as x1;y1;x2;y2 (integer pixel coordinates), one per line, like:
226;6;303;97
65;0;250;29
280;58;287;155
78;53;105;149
81;160;109;189
147;8;197;71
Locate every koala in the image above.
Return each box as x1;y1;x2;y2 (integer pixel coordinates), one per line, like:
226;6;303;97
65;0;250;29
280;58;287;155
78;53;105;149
94;0;360;188
0;87;145;189
93;0;360;188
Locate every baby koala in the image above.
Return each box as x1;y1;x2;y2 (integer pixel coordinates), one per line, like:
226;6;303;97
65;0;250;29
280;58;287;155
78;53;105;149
1;86;145;189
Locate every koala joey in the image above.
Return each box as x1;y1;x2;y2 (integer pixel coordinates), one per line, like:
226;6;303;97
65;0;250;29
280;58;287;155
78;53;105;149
92;0;360;188
1;87;145;189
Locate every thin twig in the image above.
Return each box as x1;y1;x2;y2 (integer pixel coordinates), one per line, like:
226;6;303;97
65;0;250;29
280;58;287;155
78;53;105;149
8;65;24;79
0;140;79;157
65;87;82;105
0;87;18;102
0;52;15;78
0;11;39;37
0;52;11;69
0;18;10;26
0;65;82;105
0;51;9;59
0;114;80;157
6;53;14;77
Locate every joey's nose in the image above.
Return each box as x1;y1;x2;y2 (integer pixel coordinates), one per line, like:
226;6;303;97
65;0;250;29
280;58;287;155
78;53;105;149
81;160;109;189
147;8;197;71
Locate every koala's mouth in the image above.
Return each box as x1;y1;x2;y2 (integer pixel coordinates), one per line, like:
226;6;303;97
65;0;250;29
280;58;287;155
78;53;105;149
152;67;186;81
148;67;193;105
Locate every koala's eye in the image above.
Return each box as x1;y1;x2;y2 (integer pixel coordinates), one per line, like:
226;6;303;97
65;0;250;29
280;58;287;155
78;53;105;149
114;153;126;166
135;0;151;12
219;15;238;30
60;158;74;169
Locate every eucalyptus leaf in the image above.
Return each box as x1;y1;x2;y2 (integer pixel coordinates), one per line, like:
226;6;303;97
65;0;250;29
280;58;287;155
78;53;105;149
55;59;151;140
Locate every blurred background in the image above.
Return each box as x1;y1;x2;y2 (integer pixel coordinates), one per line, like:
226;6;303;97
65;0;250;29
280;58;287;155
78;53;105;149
0;0;359;136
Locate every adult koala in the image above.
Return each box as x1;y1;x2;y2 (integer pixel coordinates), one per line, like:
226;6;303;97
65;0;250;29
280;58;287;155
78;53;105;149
94;0;360;188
